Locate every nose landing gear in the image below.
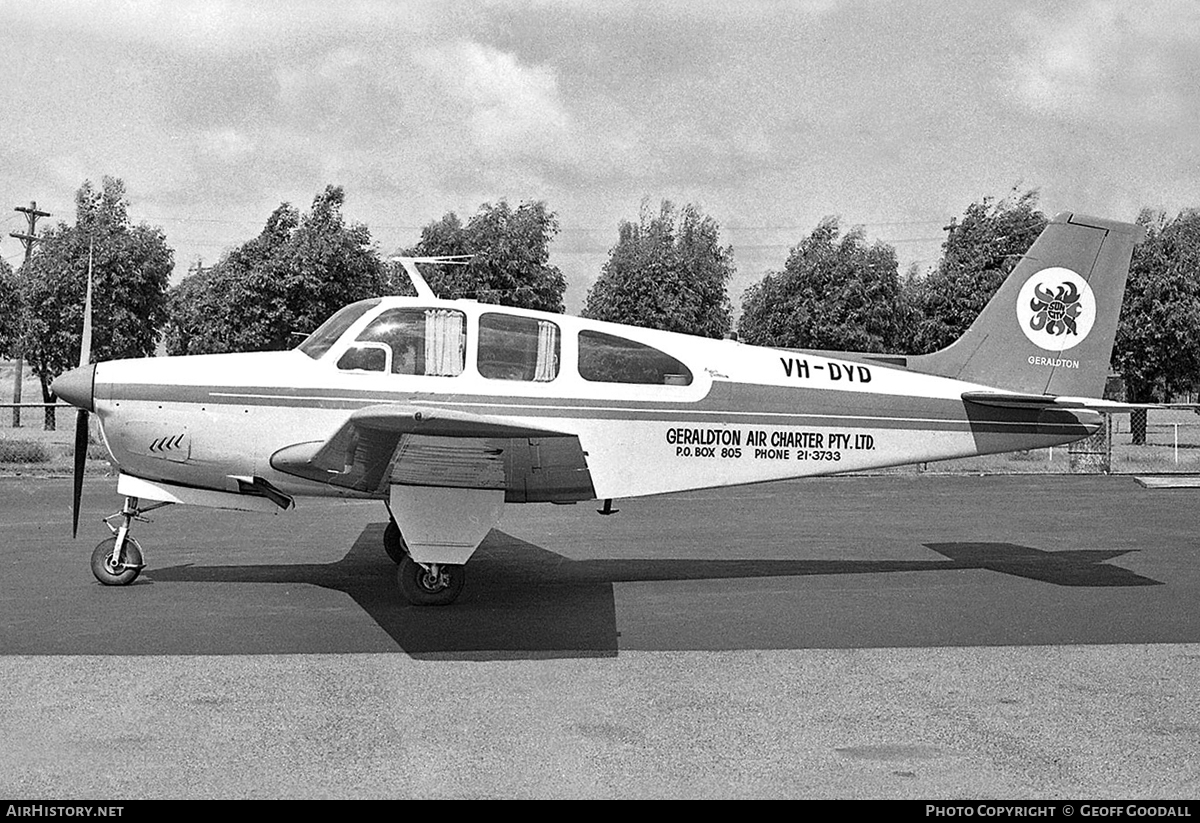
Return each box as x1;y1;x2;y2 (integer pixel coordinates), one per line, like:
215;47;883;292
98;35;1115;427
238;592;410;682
90;496;171;586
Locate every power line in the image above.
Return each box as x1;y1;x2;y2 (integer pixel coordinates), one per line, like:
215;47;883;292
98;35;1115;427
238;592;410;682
135;211;951;232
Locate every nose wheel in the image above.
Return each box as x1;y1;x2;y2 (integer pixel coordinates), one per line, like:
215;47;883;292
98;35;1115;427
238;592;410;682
90;535;144;586
89;496;169;586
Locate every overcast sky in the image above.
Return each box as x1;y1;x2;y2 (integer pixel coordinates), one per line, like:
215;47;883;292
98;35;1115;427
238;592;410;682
2;0;1198;313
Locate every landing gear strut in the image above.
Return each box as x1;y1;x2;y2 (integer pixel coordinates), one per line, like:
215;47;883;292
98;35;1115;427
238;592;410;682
90;496;170;586
382;510;463;605
385;486;500;607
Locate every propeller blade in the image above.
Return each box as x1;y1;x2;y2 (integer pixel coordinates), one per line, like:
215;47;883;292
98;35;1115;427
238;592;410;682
71;240;94;537
79;241;93;368
72;409;88;538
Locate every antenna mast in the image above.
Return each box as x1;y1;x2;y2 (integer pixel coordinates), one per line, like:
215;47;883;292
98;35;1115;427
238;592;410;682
388;255;472;300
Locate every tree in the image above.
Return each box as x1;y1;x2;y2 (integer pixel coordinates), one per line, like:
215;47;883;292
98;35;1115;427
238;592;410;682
582;201;733;338
162;264;221;357
19;178;172;423
404;200;566;313
737;217;905;352
1113;209;1200;442
0;258;19;357
164;186;386;354
905;189;1047;353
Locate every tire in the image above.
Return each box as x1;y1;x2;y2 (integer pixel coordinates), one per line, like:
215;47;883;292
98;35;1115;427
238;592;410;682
397;555;464;606
90;536;143;586
383;519;408;564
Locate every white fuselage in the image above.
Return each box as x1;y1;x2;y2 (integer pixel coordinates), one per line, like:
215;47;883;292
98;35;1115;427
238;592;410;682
91;296;1098;505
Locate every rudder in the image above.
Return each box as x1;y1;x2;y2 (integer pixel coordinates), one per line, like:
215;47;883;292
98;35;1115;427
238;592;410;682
907;212;1144;397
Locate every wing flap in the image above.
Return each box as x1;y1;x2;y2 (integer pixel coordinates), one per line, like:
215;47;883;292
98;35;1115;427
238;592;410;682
270;403;595;501
390;435;507;489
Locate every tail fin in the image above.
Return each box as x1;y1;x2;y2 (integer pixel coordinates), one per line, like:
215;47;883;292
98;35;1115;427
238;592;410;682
908;212;1144;397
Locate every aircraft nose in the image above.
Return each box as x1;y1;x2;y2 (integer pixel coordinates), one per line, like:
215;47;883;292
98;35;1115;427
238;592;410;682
52;365;96;413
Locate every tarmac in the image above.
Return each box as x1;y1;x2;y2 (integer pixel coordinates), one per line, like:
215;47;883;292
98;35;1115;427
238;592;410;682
1;473;1198;798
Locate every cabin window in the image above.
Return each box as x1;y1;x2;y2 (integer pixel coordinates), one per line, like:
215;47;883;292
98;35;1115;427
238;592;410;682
577;331;693;385
478;313;560;382
335;343;389;373
345;308;466;376
298;299;382;359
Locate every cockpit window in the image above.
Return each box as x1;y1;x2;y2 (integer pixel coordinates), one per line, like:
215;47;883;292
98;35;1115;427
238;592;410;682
578;331;693;385
336;344;388;372
344;308;467;376
478;313;560;381
298;299;382;359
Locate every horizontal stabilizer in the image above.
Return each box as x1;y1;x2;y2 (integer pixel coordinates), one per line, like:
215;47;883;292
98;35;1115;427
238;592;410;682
962;391;1187;414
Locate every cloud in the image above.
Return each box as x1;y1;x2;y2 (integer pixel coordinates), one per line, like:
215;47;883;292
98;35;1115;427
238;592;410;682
413;40;575;164
198;128;257;162
1009;0;1200;123
2;0;418;53
4;1;1198;308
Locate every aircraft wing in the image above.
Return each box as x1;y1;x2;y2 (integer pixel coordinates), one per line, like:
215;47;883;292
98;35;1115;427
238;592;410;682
270;403;596;503
962;391;1197;413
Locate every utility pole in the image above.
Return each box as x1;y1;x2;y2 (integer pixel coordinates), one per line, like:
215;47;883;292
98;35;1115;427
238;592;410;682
9;201;51;427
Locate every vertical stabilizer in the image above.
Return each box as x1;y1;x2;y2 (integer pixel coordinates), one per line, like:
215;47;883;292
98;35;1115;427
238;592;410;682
907;212;1144;397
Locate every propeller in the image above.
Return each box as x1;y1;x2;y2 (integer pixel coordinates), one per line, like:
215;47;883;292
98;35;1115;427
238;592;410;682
71;242;94;537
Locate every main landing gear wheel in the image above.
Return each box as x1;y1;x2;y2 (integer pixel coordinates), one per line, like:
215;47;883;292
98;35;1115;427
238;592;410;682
397;555;465;606
383;519;408;564
90;535;144;586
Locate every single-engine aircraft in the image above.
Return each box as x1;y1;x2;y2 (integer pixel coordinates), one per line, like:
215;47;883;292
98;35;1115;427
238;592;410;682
53;212;1145;605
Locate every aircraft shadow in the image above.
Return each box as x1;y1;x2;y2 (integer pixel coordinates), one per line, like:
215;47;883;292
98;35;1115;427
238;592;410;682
148;525;1161;660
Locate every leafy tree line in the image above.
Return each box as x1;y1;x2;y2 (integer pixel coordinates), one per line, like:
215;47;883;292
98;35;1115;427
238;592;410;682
4;179;1199;433
735;190;1049;355
582;200;734;339
0;178;172;427
401;200;566;313
164;185;385;355
1114;208;1200;404
735;193;1200;410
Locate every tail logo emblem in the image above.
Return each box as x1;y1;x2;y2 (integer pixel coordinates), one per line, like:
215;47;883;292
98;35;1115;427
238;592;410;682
1017;267;1095;352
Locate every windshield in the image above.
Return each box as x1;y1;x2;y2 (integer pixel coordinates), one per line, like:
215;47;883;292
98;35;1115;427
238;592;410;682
297;299;382;359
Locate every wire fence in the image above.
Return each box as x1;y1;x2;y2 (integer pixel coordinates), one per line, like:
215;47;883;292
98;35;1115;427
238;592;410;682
0;403;70;430
1112;415;1200;448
